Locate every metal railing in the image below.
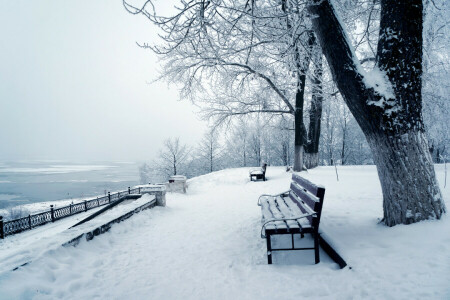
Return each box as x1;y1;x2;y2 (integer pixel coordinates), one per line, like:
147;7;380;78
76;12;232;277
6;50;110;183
0;187;142;239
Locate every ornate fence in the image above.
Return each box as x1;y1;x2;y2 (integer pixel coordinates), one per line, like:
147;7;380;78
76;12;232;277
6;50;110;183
0;187;142;239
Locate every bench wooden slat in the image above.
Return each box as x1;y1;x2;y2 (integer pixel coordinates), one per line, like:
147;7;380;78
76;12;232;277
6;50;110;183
290;181;319;210
267;197;290;230
288;192;315;225
280;196;311;229
292;173;323;196
260;199;277;230
272;196;300;230
260;197;303;231
261;198;286;230
278;200;307;230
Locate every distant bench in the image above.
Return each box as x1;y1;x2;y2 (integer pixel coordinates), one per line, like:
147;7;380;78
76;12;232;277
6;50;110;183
250;163;267;181
257;174;325;264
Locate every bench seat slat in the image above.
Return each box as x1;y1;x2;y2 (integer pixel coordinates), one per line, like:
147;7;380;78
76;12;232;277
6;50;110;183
260;196;311;231
267;197;290;230
280;196;311;229
261;201;279;230
289;192;315;225
271;197;300;230
261;198;287;230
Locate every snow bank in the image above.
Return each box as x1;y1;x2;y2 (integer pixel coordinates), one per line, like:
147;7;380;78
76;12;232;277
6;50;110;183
0;166;448;299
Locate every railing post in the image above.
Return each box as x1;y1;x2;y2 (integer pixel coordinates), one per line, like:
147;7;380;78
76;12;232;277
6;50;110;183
0;216;4;239
108;192;111;203
70;203;72;215
50;205;55;222
128;187;131;194
28;214;32;229
84;200;88;212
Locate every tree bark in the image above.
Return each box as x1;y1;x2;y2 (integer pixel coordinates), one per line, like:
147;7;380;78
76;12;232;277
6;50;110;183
304;152;319;169
341;116;347;165
293;34;316;171
309;0;446;225
281;0;313;172
293;73;308;171
368;131;443;225
305;39;324;169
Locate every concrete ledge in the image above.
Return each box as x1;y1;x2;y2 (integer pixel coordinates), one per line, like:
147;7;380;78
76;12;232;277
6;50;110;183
70;194;142;228
63;197;156;247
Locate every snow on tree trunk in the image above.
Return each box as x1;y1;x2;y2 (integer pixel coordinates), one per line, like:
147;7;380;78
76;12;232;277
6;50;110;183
309;0;446;225
294;144;304;171
304;152;319;169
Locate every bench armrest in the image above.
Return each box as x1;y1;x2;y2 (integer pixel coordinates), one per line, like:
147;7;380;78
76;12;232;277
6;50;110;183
260;212;317;238
257;190;290;206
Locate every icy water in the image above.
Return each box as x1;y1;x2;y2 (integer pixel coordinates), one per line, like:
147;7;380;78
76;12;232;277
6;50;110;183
0;161;140;210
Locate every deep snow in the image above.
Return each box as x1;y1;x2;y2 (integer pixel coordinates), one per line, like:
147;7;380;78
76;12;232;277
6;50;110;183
0;165;448;299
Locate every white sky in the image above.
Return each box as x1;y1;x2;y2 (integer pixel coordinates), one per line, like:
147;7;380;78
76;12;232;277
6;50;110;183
0;0;206;163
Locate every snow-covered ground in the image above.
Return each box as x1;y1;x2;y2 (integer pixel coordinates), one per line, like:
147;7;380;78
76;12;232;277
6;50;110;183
0;165;448;299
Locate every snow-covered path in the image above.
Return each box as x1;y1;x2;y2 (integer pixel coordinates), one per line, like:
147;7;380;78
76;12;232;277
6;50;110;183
0;166;449;299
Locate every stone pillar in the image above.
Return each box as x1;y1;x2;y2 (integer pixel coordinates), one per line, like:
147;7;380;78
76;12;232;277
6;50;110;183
166;175;187;193
140;185;167;207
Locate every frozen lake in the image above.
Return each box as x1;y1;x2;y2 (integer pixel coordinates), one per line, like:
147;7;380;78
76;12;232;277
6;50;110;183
0;161;141;210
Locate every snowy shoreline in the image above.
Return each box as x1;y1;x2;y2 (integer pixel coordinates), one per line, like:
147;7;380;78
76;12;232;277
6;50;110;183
0;188;137;221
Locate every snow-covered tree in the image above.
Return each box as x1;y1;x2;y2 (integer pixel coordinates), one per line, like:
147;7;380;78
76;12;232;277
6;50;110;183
123;0;324;171
196;129;222;173
156;137;191;178
309;0;446;225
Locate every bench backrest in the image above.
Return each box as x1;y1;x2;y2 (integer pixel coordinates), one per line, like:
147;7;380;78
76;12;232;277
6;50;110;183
289;174;325;231
261;163;267;174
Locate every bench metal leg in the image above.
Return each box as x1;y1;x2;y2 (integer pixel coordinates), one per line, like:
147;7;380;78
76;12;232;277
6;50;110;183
314;232;320;264
291;234;295;249
266;234;272;264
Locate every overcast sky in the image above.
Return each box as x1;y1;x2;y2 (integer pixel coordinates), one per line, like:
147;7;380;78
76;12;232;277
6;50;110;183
0;0;206;163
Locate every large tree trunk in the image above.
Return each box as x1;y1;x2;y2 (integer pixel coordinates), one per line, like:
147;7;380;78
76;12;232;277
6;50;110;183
281;0;310;172
304;152;318;169
305;39;324;169
293;33;316;171
368;131;443;225
309;0;446;225
293;73;308;171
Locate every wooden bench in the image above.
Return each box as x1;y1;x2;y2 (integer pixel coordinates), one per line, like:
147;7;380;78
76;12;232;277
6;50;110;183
257;174;325;264
250;163;267;181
